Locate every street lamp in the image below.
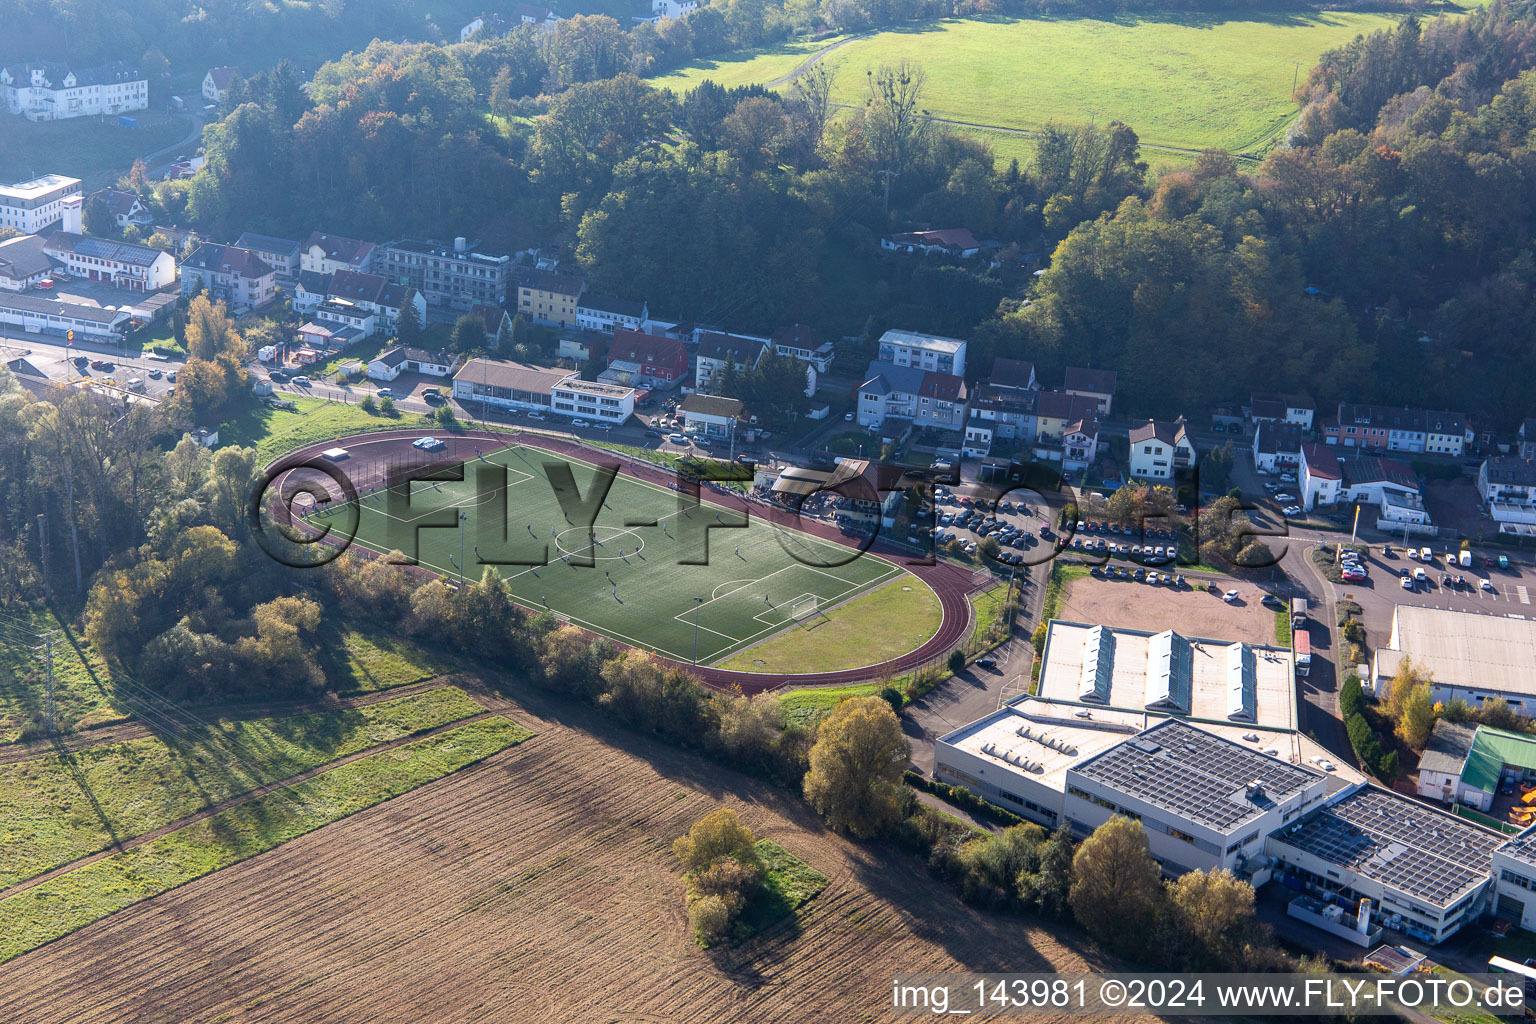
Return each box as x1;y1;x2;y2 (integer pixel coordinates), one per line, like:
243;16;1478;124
692;595;704;666
459;510;470;588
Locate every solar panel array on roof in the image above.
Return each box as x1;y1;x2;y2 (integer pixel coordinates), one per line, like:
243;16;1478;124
1496;828;1536;868
1277;788;1501;907
1080;624;1114;702
1072;720;1320;833
72;236;162;267
1227;643;1257;722
1144;630;1192;713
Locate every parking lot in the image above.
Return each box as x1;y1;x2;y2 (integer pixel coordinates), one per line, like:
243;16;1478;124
1056;567;1280;644
929;486;1057;568
1339;545;1535;612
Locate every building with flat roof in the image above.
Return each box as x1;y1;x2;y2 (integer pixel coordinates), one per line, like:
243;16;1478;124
551;375;635;425
1491;829;1536;930
679;393;743;440
0;234;55;291
1267;786;1501;945
0;173;80;233
381;238;512;312
1371;606;1536;709
1066;719;1327;878
1037;621;1298;730
877;328;966;377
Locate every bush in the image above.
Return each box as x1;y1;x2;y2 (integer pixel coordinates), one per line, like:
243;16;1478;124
947;649;966;674
1378;750;1400;778
360;394;377;412
1340;676;1364;719
379;395;396;415
688;894;732;944
879;686;903;714
1342;620;1366;645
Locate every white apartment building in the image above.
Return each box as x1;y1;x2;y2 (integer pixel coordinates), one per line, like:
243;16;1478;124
876;328;966;377
0;61;147;121
0;174;81;233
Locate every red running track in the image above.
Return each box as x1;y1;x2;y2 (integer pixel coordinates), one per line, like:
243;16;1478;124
269;428;981;695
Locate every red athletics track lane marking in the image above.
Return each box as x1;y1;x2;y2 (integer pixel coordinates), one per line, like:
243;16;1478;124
269;429;977;696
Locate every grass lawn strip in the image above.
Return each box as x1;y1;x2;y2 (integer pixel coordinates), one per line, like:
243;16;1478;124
968;583;1008;646
0;609;121;744
732;839;830;942
335;630;456;693
0;686;485;889
217;395;428;462
714;577;942;674
0;716;531;963
776;682;883;728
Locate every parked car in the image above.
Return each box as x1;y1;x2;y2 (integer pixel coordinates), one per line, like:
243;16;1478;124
1283;505;1303;517
975;656;998;669
291;375;311;387
1400;576;1415;591
1223;589;1240;603
146;368;162;379
1483;578;1497;592
376;387;394;398
412;436;446;451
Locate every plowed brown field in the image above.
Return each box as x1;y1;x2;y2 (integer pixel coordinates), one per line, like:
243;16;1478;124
0;683;1129;1024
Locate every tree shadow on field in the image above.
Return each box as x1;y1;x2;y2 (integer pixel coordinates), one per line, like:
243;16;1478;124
870;7;1368;37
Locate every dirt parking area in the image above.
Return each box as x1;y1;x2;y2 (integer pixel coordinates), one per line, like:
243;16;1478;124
1057;572;1282;645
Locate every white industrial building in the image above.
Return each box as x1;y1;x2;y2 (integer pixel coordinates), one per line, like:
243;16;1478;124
0;292;131;340
1036;621;1299;731
1267;786;1501;946
0;173;81;234
1371;605;1536;710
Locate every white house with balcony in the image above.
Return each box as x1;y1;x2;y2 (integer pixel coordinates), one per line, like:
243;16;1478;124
1128;417;1196;481
1480;456;1536;535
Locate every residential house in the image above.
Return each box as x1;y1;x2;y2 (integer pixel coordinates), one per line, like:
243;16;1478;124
471;303;514;348
1128;417;1196;480
233;232;301;280
1063;366;1118;416
695;331;767;393
879;228;981;258
0;61;147;122
90;188;152;230
451;358;572;415
603;329;687;389
326;269;426;332
877;328;966;377
459;15;488;41
1301;444;1426;526
291;270;330;316
368;346;454;382
46;201;176;292
552;376;635;425
679;394;743;440
1250;392;1315;430
963;384;1038;456
1518;419;1536;460
1299;443;1344;508
1478;456;1536;535
0;173;80;233
557;333;608;365
295;320;364;352
652;0;700;18
202;66;240;104
515;268;585;327
301;232;376;276
313;300;378;339
1416;720;1478;806
1323;404;1469;456
178;242;276;309
1034;391;1099;442
511;4;561;30
991;357;1038;392
857;360;967;431
0;235;56;291
771;324;835;374
1060;416;1100;472
1253;420;1305;473
380;237;512;312
575;293;645;334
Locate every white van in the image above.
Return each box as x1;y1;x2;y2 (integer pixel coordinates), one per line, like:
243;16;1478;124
1420;546;1434;562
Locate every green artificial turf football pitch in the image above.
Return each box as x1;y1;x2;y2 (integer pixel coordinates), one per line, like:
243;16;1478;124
312;442;911;665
